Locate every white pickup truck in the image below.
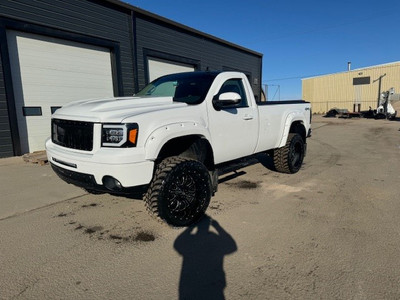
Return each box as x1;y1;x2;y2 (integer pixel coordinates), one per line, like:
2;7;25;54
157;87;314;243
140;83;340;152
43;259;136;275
46;71;311;226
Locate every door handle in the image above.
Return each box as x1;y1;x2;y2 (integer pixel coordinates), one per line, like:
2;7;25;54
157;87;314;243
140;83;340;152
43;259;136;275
243;114;254;120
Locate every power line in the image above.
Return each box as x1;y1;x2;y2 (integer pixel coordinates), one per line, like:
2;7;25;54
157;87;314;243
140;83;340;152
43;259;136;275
263;73;326;82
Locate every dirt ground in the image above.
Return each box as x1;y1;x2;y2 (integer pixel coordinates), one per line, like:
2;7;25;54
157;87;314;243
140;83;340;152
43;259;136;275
1;115;400;299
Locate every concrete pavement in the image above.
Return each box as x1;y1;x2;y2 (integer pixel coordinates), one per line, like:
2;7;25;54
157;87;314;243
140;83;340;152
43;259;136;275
0;156;85;220
1;116;400;299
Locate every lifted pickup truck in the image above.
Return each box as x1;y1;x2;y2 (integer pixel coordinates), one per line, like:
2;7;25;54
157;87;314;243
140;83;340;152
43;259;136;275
46;71;311;226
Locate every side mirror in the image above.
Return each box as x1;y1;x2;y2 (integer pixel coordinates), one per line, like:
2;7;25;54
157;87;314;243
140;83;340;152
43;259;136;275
213;92;241;110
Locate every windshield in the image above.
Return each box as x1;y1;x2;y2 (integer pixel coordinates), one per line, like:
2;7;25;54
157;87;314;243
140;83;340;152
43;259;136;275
135;72;219;104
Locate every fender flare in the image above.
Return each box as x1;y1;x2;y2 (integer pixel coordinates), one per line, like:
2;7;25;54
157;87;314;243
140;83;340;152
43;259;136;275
144;122;212;160
278;112;306;148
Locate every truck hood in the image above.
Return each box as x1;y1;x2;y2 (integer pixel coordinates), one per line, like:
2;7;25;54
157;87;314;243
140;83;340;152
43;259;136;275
53;96;187;123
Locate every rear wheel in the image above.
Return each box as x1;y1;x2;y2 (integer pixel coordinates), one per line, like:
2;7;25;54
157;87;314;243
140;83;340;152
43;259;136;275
144;156;212;226
273;133;305;174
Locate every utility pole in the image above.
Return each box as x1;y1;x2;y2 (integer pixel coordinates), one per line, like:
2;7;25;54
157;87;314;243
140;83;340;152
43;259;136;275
373;73;387;108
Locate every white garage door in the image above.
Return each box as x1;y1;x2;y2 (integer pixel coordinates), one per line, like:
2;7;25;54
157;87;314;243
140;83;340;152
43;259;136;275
148;57;194;82
7;30;114;154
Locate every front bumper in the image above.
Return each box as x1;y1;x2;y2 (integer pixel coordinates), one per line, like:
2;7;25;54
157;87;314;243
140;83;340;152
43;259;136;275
46;139;154;191
51;163;105;191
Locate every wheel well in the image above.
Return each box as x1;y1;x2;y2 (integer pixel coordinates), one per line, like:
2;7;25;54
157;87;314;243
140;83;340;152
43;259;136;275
157;135;215;170
289;121;306;142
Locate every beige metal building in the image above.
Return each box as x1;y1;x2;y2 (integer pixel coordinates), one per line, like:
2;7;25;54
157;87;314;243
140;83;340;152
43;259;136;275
302;62;400;113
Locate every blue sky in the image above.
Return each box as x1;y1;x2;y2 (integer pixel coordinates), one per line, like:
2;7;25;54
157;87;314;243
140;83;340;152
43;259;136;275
127;0;400;100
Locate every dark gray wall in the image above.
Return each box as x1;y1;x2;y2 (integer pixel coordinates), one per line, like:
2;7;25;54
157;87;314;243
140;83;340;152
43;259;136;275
0;0;262;158
0;50;13;157
0;0;135;157
134;14;262;97
0;0;135;94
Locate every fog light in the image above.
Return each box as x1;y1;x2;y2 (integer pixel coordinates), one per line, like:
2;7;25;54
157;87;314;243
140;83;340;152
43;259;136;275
102;176;123;191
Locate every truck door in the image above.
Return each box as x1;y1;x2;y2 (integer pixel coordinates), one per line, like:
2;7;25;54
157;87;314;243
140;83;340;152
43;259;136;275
208;77;259;163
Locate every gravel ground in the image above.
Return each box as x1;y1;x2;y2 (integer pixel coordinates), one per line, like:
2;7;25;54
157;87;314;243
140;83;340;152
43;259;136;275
1;115;400;299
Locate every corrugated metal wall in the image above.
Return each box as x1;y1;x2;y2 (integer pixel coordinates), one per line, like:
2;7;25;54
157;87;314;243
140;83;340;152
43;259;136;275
0;0;135;157
302;62;400;113
0;0;262;157
0;0;135;94
135;15;262;98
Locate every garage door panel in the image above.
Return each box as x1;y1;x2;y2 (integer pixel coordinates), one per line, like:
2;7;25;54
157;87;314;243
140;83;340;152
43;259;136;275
19;90;106;105
20;71;113;92
148;57;194;82
7;30;114;154
15;33;111;60
19;54;112;74
17;62;113;93
20;69;113;85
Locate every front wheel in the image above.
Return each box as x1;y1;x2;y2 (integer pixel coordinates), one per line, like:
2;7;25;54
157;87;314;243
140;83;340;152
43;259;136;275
273;133;305;174
144;156;212;227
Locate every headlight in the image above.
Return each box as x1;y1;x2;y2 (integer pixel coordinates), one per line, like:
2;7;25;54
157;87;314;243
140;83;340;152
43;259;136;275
102;124;138;147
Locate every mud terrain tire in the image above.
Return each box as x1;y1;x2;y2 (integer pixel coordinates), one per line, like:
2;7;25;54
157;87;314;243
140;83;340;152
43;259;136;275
144;156;212;226
273;133;305;174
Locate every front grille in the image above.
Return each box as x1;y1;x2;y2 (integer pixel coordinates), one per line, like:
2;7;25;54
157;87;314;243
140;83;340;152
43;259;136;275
52;119;94;151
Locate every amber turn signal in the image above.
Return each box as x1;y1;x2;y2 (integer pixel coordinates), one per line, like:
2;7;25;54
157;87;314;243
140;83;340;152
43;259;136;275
129;129;138;144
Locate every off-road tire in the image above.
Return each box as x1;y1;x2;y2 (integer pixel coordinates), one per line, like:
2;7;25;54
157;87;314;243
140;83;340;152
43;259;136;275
144;156;212;227
273;133;305;174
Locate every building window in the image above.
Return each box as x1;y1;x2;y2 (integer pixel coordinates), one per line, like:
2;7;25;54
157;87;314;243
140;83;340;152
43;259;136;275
51;107;62;114
353;77;370;85
22;107;42;116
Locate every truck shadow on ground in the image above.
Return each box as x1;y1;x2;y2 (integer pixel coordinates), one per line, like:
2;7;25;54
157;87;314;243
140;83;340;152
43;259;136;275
218;153;275;184
174;216;237;300
116;185;148;200
255;152;275;171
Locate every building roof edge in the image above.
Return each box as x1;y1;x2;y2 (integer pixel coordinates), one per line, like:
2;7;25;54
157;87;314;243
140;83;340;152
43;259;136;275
102;0;263;57
302;61;400;80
